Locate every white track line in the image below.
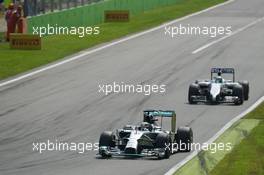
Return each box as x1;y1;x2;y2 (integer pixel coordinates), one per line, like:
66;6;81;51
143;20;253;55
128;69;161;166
192;17;264;54
165;96;264;175
0;0;235;88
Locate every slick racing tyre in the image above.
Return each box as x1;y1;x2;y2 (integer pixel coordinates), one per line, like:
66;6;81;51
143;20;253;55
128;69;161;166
233;85;244;105
239;81;249;101
188;83;199;104
176;127;193;152
155;133;171;159
99;131;116;158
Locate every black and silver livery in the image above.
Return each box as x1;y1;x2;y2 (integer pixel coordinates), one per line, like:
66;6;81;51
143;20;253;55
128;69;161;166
98;110;193;159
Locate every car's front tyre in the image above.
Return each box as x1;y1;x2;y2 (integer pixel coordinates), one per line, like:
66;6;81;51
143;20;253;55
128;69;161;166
155;133;171;159
188;83;199;104
99;131;116;158
233;85;244;105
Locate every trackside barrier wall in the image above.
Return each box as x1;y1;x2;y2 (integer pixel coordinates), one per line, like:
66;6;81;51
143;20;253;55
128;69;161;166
27;0;180;33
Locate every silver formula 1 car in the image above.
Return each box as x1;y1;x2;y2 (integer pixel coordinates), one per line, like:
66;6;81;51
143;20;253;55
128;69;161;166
188;68;249;105
98;110;193;159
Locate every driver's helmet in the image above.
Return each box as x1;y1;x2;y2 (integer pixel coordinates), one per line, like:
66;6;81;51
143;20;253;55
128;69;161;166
144;114;155;124
139;122;151;131
215;76;224;83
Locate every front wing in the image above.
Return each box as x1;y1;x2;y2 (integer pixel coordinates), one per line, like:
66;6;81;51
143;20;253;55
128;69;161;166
190;95;240;103
98;146;167;158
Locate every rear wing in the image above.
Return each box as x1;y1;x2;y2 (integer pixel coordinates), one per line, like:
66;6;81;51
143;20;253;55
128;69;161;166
143;110;176;134
211;68;235;81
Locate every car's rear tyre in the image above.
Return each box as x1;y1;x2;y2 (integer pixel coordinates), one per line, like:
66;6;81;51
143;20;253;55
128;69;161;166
99;131;115;158
176;127;193;152
239;81;249;101
233;85;244;105
155;133;171;159
188;83;199;104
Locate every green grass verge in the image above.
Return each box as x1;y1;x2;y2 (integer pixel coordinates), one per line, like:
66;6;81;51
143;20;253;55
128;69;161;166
4;0;12;8
0;0;226;80
210;102;264;175
174;119;260;175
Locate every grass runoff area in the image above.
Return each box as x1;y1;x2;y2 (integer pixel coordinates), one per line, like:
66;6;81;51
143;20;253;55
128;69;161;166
210;102;264;175
174;102;263;175
0;0;226;80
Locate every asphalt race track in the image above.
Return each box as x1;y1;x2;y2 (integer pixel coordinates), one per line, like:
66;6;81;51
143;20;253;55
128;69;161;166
1;0;264;174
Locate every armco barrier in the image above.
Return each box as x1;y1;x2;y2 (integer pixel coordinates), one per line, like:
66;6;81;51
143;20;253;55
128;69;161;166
27;0;180;33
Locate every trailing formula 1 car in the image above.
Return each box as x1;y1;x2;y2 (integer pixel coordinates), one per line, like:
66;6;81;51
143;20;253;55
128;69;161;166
188;68;249;105
98;110;193;159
